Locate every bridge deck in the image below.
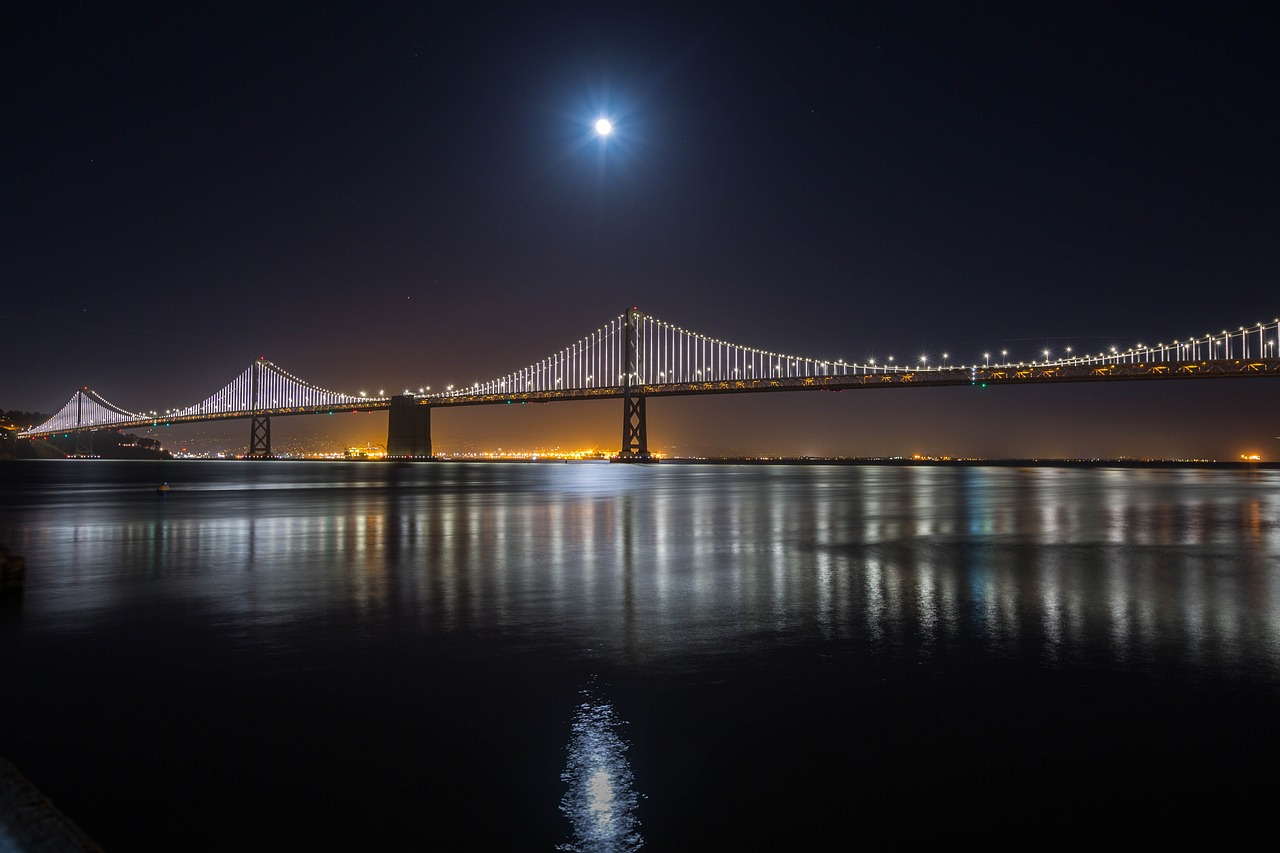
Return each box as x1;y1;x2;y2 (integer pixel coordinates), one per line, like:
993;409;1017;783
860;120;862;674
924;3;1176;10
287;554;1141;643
20;358;1280;436
424;357;1280;407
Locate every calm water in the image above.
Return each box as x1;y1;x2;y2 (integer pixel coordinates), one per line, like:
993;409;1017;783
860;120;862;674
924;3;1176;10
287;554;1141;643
2;460;1278;848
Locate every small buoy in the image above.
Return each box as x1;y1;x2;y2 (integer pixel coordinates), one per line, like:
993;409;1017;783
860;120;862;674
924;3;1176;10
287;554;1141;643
157;482;170;495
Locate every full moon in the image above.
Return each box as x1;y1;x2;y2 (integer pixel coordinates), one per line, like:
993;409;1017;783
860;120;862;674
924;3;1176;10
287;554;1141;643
594;118;613;136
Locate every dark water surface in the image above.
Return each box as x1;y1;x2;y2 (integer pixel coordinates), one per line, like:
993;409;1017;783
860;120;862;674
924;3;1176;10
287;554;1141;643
2;460;1278;848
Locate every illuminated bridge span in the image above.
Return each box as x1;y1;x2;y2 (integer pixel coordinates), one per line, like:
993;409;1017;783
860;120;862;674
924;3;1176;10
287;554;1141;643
25;359;381;457
21;308;1280;459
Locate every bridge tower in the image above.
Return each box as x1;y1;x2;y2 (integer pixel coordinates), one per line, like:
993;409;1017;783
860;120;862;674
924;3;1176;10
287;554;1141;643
617;307;651;462
247;358;272;459
387;395;432;458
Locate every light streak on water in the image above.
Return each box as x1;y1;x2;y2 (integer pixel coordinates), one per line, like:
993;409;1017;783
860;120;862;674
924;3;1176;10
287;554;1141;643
558;685;642;852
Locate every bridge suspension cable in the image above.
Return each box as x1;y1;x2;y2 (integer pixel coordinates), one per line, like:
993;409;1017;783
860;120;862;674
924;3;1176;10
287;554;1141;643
167;359;379;418
24;389;144;435
435;314;630;397
433;311;1280;398
633;314;865;383
21;360;381;438
434;311;889;398
1013;318;1280;368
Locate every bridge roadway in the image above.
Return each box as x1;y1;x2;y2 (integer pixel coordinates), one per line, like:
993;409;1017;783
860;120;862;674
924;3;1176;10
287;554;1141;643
406;356;1280;460
423;357;1280;406
23;356;1280;459
69;355;1280;423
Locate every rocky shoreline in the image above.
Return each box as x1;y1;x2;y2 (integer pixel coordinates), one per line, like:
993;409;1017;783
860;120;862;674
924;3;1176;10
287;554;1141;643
0;757;101;852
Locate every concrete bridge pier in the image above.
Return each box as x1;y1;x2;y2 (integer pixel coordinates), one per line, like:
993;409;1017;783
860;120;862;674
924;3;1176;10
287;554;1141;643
387;395;432;459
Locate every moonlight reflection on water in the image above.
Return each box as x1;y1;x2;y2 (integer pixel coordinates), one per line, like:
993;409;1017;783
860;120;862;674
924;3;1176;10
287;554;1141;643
559;684;642;852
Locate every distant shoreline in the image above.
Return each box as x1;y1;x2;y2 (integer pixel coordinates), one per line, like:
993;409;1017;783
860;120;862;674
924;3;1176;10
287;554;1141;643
657;457;1278;469
2;456;1275;469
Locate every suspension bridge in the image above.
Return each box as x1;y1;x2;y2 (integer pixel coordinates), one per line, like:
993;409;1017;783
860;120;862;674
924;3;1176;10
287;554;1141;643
19;308;1280;459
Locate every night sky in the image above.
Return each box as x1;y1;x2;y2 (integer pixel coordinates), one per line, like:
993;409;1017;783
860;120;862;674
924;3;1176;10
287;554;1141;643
5;3;1278;458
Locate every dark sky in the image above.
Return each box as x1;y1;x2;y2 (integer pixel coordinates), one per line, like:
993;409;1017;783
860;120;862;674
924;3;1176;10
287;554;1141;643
4;2;1278;457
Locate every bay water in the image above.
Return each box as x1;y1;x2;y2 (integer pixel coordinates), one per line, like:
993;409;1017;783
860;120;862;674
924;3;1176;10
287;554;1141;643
2;461;1277;848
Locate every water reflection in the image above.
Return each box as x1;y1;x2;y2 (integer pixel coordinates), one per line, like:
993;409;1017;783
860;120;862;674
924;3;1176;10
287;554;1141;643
3;463;1279;680
558;683;642;852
